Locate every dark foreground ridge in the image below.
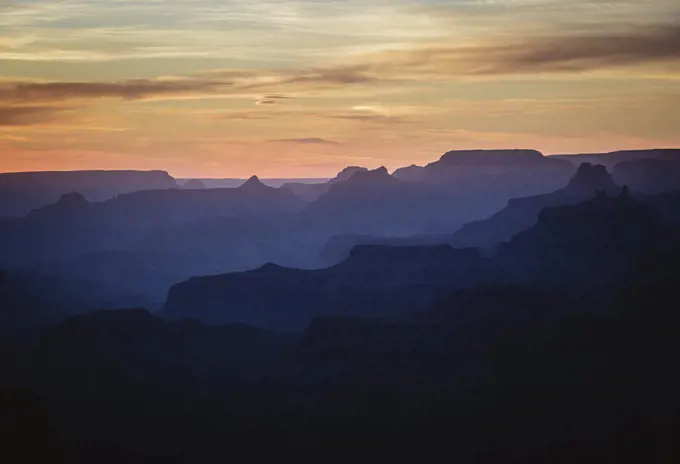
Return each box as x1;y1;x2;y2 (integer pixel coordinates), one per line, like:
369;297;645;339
4;235;680;461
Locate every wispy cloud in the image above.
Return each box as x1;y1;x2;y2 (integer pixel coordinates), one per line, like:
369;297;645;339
212;111;275;120
338;23;680;77
323;112;412;125
2;18;677;128
269;137;340;145
0;105;68;126
261;94;295;100
0;78;234;102
0;68;375;108
254;94;296;105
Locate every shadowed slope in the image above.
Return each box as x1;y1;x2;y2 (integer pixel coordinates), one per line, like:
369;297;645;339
554;148;680;169
164;245;483;330
452;163;621;249
392;149;574;221
0;170;177;218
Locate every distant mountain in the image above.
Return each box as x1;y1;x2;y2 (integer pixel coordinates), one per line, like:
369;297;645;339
0;170;177;218
186;177;329;189
27;192;92;221
282;166;368;202
76;175;304;228
5;149;678;323
392;149;575;221
303;167;458;236
316;163;633;262
499;187;678;286
310;167;401;204
612;159;680;194
5;213;318;310
111;168;466;305
320;163;624;258
334;166;370;182
318;233;457;267
554;149;680;169
0;192;119;267
165;182;680;330
237;175;272;193
0;177;304;269
394;149;570;175
45;250;212;309
451;163;621;249
164;245;483;330
182;179;206;189
391;164;422;181
129;214;318;275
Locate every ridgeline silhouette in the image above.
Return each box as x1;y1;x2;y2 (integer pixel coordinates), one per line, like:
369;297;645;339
1;147;680;461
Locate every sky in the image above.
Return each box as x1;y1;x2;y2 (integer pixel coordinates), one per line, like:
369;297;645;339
1;0;679;177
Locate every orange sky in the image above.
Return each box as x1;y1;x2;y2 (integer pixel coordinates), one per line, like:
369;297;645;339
1;0;679;177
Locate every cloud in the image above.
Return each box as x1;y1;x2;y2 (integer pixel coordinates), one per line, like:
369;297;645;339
320;104;417;125
0;67;373;108
353;23;680;76
324;113;411;124
0;134;29;143
273;66;376;85
1;21;678;129
0;105;67;126
0;78;235;103
254;93;296;105
212;111;273;120
468;22;680;74
262;94;295;100
269;138;340;145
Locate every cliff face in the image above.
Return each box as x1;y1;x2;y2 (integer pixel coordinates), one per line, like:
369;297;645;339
164;245;484;331
451;163;621;249
302;167;455;236
96;175;304;227
162;188;680;331
435;149;546;166
612;159;680;194
392;149;575;221
498;188;678;286
0;176;306;272
281;166;368;202
182;179;207;189
553;149;680;169
0;170;178;218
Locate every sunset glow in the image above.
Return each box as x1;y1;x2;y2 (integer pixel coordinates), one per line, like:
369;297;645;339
1;0;679;177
